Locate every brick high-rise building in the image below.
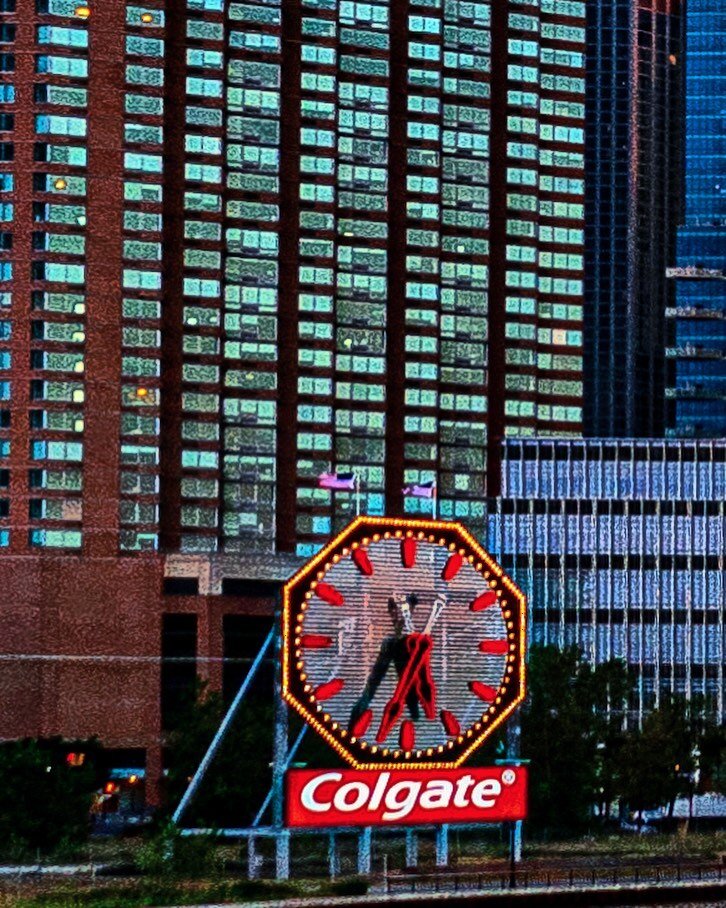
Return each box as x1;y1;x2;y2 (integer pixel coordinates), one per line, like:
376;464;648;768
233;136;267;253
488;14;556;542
0;0;586;800
583;0;682;437
0;0;586;560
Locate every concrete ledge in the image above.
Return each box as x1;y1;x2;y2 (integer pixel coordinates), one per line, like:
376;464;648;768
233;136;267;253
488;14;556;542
229;879;726;908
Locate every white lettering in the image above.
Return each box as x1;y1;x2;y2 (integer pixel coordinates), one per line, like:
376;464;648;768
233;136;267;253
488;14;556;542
383;780;422;821
333;781;369;813
471;778;502;809
300;771;342;813
419;780;454;810
368;771;390;810
453;774;475;807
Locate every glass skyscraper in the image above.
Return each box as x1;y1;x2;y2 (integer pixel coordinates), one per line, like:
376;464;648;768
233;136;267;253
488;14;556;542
667;0;726;438
583;0;682;437
0;0;586;561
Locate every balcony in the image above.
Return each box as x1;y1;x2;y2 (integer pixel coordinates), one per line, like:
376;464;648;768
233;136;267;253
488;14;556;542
665;307;725;320
665;385;726;401
665;346;725;360
666;266;726;280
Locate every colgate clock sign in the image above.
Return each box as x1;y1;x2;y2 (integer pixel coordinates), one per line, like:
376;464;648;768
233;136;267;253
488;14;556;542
282;517;527;828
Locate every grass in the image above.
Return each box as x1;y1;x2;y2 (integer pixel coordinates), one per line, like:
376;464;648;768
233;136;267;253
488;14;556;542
0;876;370;908
525;830;726;862
1;830;724;906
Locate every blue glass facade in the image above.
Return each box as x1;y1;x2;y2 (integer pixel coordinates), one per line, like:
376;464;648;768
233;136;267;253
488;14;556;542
584;0;681;437
668;0;726;438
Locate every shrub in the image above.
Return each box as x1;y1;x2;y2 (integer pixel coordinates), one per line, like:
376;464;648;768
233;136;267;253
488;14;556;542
329;875;369;896
135;823;222;879
0;737;102;857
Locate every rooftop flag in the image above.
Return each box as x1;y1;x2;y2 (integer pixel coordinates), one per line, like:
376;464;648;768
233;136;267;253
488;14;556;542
402;480;437;499
318;472;357;491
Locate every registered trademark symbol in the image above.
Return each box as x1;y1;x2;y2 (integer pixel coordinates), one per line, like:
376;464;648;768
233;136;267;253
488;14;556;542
501;769;516;786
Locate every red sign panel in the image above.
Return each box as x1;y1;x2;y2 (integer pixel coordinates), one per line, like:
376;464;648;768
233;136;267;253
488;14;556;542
286;766;527;828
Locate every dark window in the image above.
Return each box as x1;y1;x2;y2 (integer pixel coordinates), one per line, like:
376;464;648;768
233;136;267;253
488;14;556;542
28;499;43;518
222;615;273;706
0;113;13;130
97;747;145;772
0;143;13;161
0;24;14;42
161;614;197;731
222;577;278;597
0;232;11;250
0;409;9;427
0;54;14;72
0;1;16;12
163;576;198;595
0;500;7;517
28;469;43;488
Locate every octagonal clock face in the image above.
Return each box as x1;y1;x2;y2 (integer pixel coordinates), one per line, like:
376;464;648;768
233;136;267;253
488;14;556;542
282;518;526;769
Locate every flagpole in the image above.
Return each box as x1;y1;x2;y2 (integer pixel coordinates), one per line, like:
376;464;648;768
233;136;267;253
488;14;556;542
355;474;361;517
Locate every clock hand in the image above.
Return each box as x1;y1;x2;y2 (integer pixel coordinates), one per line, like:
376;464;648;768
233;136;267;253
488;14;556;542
423;593;448;635
375;633;431;743
392;592;415;635
413;643;437;719
416;647;436;719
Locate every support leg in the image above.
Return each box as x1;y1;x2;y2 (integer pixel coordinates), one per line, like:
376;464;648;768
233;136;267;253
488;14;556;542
357;827;372;876
328;832;340;879
275;831;290;881
247;836;260;880
405;829;418;869
513;819;523;863
272;617;290;881
435;825;449;868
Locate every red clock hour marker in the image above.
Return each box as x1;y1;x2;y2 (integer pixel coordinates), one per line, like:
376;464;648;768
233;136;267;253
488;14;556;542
401;537;416;568
442;553;463;581
314;678;345;701
440;709;460;737
352;548;373;576
470;590;498;611
469;680;497;702
351;709;373;738
300;634;332;649
478;639;508;655
315;582;344;606
400;720;415;751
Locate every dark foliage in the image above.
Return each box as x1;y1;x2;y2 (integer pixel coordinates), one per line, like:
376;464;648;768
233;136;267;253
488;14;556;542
164;683;274;828
0;737;102;856
521;645;630;834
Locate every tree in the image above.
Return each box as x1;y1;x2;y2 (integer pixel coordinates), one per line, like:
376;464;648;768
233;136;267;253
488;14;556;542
164;683;274;828
520;645;631;835
697;721;726;793
617;698;695;821
0;738;102;856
